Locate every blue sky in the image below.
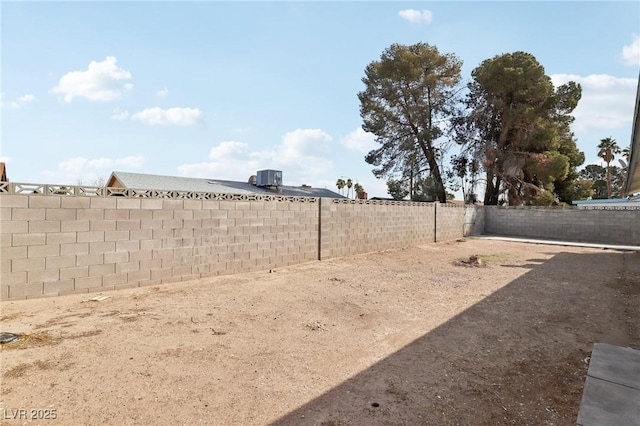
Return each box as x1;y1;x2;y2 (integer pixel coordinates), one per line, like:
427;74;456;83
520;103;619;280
2;1;639;199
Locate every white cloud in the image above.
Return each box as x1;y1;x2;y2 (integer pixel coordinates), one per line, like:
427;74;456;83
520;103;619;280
50;56;133;102
132;107;203;126
40;155;145;185
110;108;129;120
277;128;332;161
0;156;11;164
156;87;169;97
622;34;640;66
340;128;377;153
58;155;146;174
178;141;264;180
398;9;433;24
551;73;637;133
177;128;335;184
4;94;36;109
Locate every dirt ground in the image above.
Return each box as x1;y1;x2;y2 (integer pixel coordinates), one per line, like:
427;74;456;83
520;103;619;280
1;238;639;426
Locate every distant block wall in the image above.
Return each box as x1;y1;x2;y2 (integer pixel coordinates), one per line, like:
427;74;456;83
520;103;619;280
484;207;640;245
1;194;318;300
1;186;484;300
319;200;435;259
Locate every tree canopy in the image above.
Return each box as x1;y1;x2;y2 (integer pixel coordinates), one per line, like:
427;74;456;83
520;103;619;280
358;43;463;203
359;45;585;205
454;51;583;205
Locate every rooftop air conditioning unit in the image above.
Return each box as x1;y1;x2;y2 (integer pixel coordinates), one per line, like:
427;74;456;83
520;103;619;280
256;170;282;187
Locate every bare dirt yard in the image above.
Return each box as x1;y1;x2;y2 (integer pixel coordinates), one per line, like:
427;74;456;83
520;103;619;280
1;238;639;426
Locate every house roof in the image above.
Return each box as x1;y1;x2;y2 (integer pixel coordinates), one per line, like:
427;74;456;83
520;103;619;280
107;171;346;199
625;71;640;195
573;195;640;205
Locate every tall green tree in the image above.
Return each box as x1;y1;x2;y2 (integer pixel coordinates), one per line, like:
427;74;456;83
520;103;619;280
336;178;346;195
358;43;463;203
597;137;621;199
454;51;583;205
580;164;625;199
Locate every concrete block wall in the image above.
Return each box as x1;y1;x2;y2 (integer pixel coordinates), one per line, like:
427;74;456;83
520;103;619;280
1;194;318;299
319;200;436;259
484;207;640;246
1;189;484;300
435;204;484;242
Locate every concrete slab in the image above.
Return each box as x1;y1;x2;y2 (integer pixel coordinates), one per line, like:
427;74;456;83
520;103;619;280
475;235;640;252
577;376;640;426
577;344;640;426
587;343;640;390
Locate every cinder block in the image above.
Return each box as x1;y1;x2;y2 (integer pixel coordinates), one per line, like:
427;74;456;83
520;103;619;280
90;197;117;209
88;284;115;294
61;220;90;232
129;229;153;241
163;218;182;229
60;197;91;209
0;207;10;221
7;282;43;299
2;246;28;259
28;244;60;258
174;209;194;220
130;210;152;221
135;198;162;210
210;209;228;219
104;230;130;241
116;220;141;231
90;263;116;277
60;243;89;256
77;209;105;220
12;208;46;221
46;255;76;269
116;240;140;252
76;253;104;267
46;209;76;221
152;209;173;220
1;220;28;234
90;241;116;254
104;251;129;264
162;199;184;210
75;276;102;290
130;250;153;262
60;266;89;280
12;257;46;272
27;268;60;283
43;279;76;295
30;196;61;208
77;230;105;243
29;220;61;233
0;195;29;208
116;198;140;209
103;273;128;286
105;209;129;220
139;219;163;230
116;261;140;274
0;284;9;299
46;232;77;245
2;270;27;286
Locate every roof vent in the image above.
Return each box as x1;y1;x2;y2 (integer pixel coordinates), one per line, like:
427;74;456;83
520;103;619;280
248;175;257;185
256;170;282;187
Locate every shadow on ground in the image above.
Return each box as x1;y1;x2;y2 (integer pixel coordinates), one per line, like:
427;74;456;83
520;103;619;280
273;250;640;425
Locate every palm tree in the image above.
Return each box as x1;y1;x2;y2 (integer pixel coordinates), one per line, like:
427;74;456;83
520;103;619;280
597;137;621;199
354;183;365;199
622;146;631;163
336;178;346;195
346;178;353;198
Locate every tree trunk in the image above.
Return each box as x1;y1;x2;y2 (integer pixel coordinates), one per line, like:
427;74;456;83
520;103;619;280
606;163;612;199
